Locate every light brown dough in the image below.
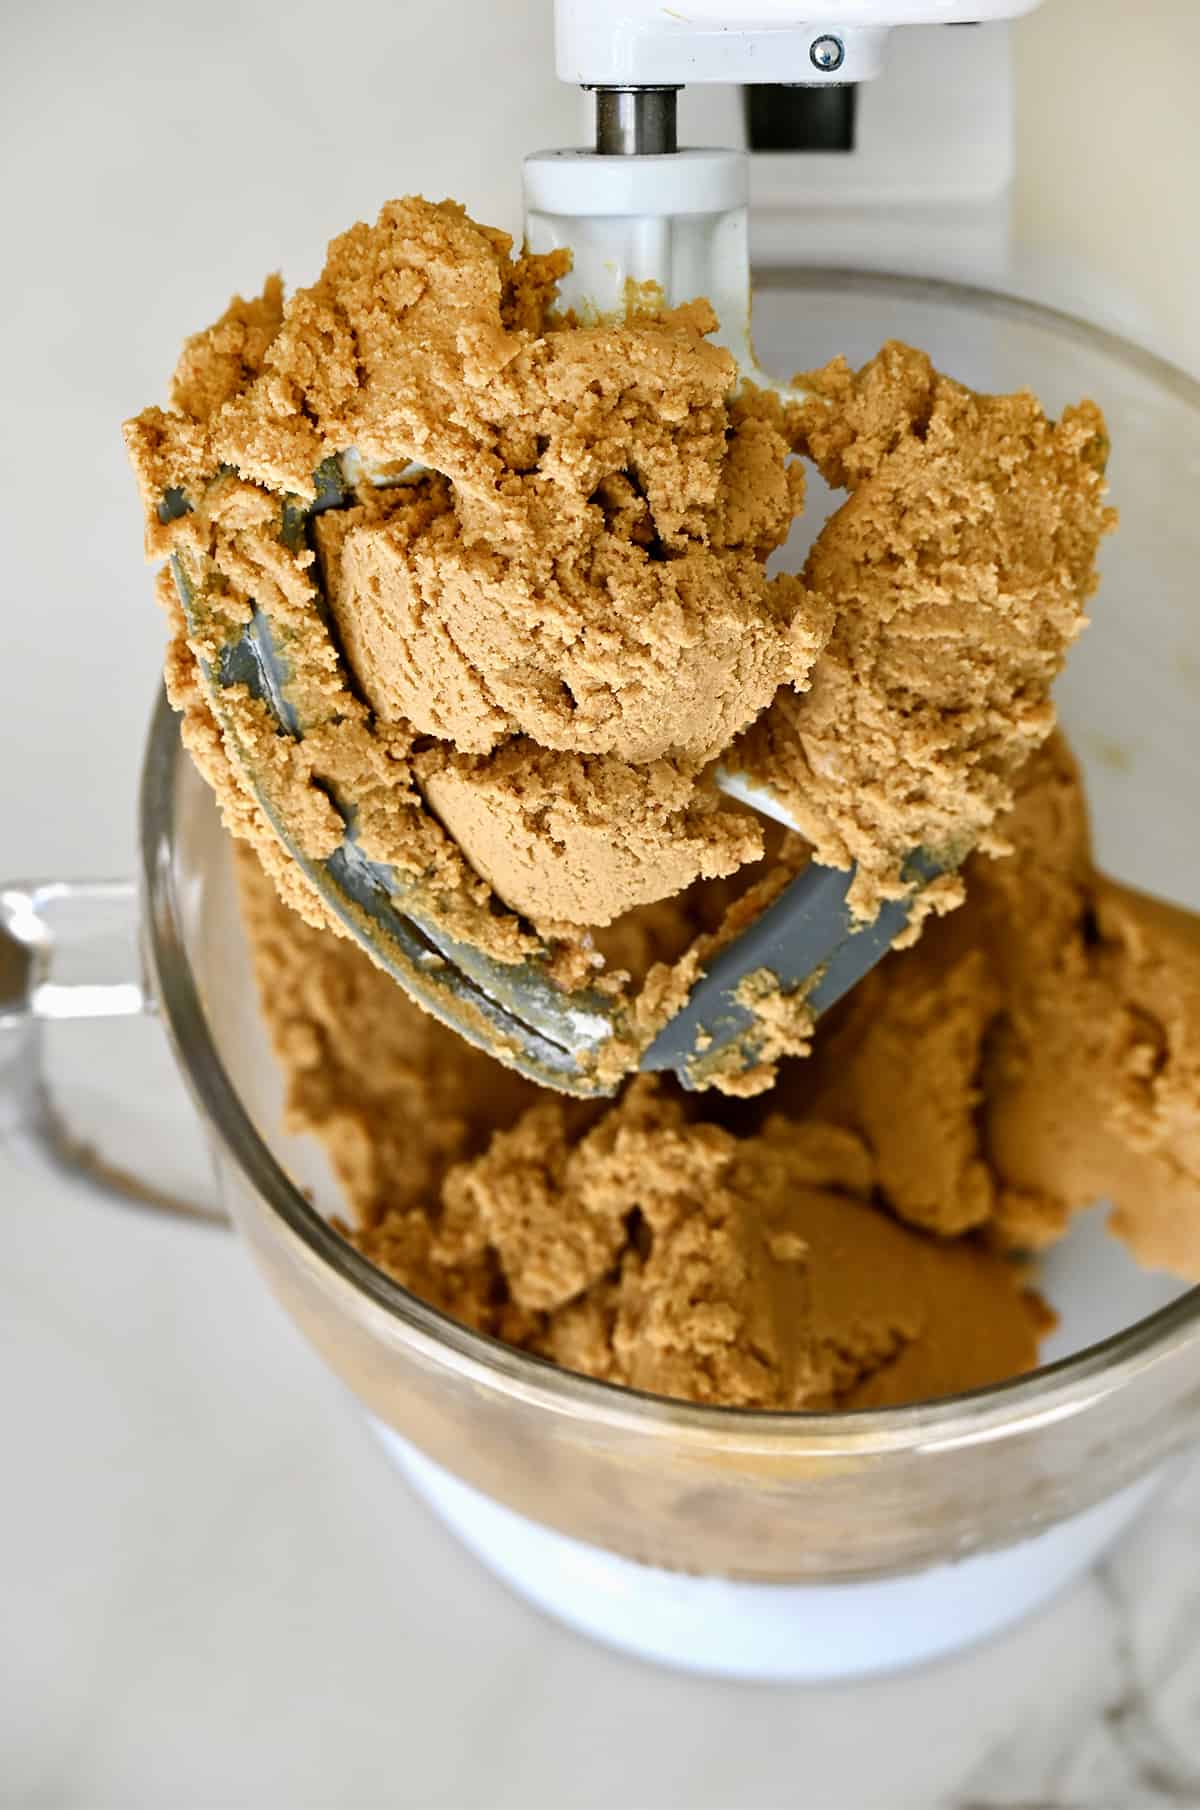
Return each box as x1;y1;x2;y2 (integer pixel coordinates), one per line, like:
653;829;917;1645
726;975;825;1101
235;720;1200;1413
737;344;1115;921
231;728;1200;1408
127;198;824;938
127;201;1112;1086
416;743;761;927
237;840;1047;1410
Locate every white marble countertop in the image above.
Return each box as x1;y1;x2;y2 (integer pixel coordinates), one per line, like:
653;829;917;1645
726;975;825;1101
3;2;1199;1804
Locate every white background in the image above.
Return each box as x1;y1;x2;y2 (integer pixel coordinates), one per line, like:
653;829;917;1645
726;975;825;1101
3;2;1200;1805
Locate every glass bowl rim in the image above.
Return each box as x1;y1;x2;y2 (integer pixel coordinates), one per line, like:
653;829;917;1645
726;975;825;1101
142;266;1200;1457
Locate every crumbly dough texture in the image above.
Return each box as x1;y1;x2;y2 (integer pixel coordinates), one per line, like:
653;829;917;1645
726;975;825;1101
414;742;762;929
126;199;822;941
233;732;1200;1409
127;195;1113;1090
775;736;1200;1277
237;843;1045;1408
737;346;1114;919
128;191;1200;1411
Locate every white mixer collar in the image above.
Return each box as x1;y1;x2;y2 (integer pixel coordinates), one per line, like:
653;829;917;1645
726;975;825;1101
523;147;747;220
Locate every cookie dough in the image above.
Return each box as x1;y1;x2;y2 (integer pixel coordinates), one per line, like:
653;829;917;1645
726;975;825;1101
736;345;1113;920
236;841;1046;1408
231;731;1200;1411
126;196;1112;1058
127;198;822;936
413;742;762;928
126;191;1199;1411
774;736;1200;1279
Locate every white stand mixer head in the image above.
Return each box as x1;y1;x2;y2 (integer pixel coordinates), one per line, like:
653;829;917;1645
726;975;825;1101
526;0;1044;367
555;0;1042;88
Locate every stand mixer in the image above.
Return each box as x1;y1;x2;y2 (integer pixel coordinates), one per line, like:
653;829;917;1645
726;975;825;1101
168;0;1044;1095
5;0;1200;1693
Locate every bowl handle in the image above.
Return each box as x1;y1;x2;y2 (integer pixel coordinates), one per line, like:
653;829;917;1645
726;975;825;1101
0;878;226;1225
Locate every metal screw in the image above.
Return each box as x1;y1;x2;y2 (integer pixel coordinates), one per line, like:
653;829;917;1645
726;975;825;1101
809;34;845;74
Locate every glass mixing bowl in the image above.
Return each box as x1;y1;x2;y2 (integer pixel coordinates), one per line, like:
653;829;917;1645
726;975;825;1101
4;272;1199;1679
